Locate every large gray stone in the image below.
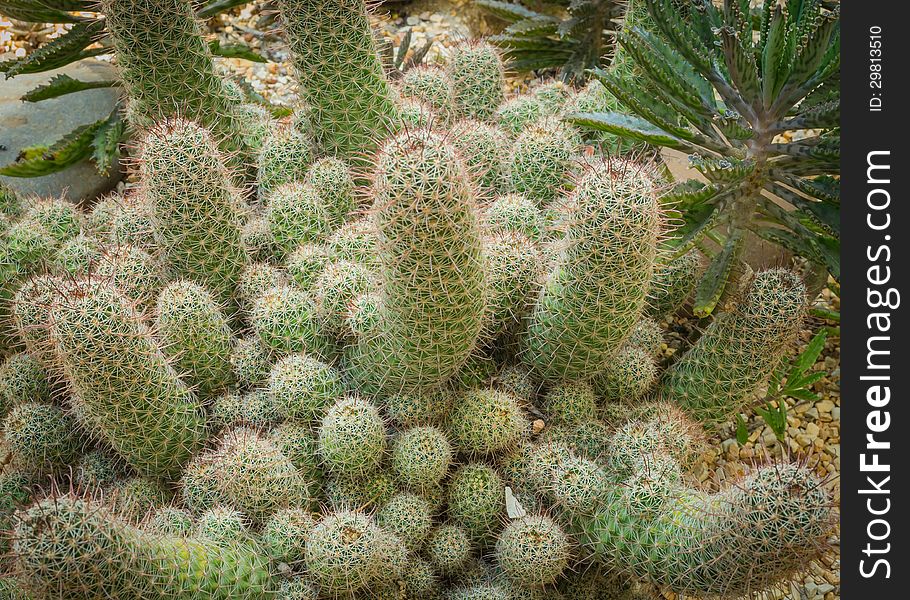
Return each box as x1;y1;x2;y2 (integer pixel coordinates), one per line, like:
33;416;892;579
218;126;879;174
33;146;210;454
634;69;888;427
0;57;123;205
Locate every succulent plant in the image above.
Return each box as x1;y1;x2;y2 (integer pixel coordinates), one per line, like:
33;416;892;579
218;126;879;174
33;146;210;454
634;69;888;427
277;0;396;159
478;0;627;81
570;0;840;315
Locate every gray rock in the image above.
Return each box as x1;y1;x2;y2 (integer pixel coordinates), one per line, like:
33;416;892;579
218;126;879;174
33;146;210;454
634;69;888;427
0;57;123;205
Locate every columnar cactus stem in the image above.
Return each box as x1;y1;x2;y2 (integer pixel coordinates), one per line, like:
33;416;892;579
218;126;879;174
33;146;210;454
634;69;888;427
12;494;274;599
101;0;249;163
522;159;661;381
345;129;486;394
49;277;207;480
277;0;396;160
140;120;250;306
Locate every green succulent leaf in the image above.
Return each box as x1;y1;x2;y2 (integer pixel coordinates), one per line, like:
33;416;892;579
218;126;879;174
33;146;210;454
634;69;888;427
21;73;118;102
196;0;252;19
765;181;838;237
0;115;109;177
0;0;91;23
208;40;267;63
566;111;689;150
0;20;107;78
91;111;124;176
693;229;744;317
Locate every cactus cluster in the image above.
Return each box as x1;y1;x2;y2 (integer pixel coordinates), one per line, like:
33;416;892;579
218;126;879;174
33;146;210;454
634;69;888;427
0;2;833;599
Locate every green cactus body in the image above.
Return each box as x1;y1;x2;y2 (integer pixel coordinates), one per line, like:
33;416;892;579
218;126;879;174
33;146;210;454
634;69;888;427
285;243;330;291
23;199;81;245
377;492;434;550
426;523;472;576
2;402;80;471
383;388;454;428
49;278;206;479
314;259;376;335
109;196;158;253
0;353;50;418
391;425;453;490
541;381;598;426
449;388;525;456
267;352;346;423
156;281;234;397
230;336;273;389
97;244;165;309
306;157;357;227
101;0;249;163
450;119;509;193
277;0;395;159
495;515;570;588
257;127;313;201
250;284;331;359
241;217;278;264
317;395;387;477
495;95;546;137
183;427;313;522
140;121;249;305
485;194;544;241
447;41;505;120
659;269;806;424
262;508;316;564
237;262;285;307
325;470;396;511
345;130;486;395
522;160;661;381
646;249;701;318
53;234;103;275
265;182;332;260
574;463;832;598
507;116;579;206
12;495;274;599
592;347;657;403
448;463;504;542
399;65;453;121
304;510;388;595
483;231;544;340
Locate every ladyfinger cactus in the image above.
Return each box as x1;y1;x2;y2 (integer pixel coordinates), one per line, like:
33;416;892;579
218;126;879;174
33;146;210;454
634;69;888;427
277;0;396;159
447;41;506;120
48;277;206;479
12;494;274;599
155;280;234;396
140;120;249;305
345;129;486;394
101;0;249;163
522;159;661;381
659;269;806;424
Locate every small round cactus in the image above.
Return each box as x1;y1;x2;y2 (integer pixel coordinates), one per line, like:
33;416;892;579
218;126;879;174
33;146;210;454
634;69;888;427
267;421;322;480
495;364;536;403
541;381;598;426
450;119;509;193
325;470;396;511
210;390;280;431
449;388;525;455
250;284;331;359
237;262;285;307
74;449;123;489
593;347;657;403
241;217;278;264
286;243;331;291
313;260;375;335
305;157;357;227
304;510;386;594
53;234;103;275
317;396;387;477
447;463;504;542
0;353;50;418
646;250;701;318
447;40;505;120
195;506;250;543
391;426;453;489
257;127;312;200
156;280;234;396
230;336;273;389
377;492;434;550
23;198;81;245
149;506;194;536
399;65;452;120
485;193;545;241
495;94;546;137
483;231;544;339
261;507;316;564
495;515;570;588
625;318;664;357
2;402;80;470
426;523;472;576
264;182;331;259
507;116;579;206
268;353;346;423
96;244;165;308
